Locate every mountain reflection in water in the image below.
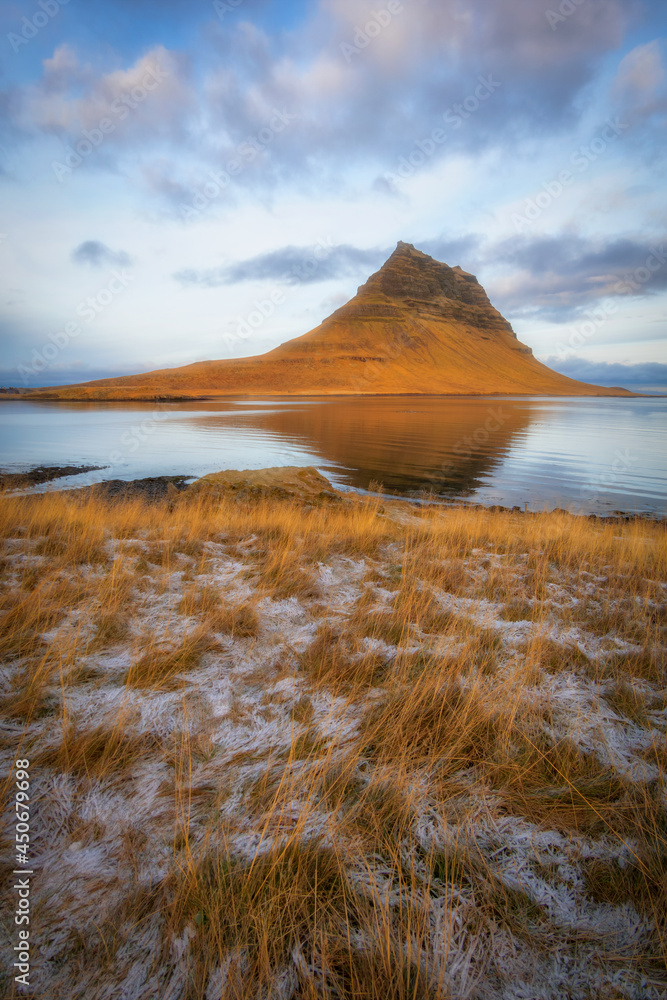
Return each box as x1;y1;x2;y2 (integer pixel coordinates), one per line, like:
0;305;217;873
188;396;531;497
1;396;665;516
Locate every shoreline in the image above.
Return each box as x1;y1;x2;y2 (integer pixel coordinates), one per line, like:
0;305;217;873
1;389;658;401
1;463;665;524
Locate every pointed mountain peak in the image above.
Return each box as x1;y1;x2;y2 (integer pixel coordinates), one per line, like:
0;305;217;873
340;240;517;338
388;241;434;264
359;241;477;307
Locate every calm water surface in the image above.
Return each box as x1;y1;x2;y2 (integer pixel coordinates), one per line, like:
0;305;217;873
0;396;665;516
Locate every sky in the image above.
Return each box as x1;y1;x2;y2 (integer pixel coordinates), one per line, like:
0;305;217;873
1;0;666;391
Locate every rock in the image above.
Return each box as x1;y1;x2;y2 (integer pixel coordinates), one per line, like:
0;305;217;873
0;464;106;490
83;476;192;502
179;467;343;505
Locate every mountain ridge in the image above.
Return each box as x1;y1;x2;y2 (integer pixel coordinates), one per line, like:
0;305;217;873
14;242;634;399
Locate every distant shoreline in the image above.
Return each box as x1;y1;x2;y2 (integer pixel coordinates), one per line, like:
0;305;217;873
0;389;657;401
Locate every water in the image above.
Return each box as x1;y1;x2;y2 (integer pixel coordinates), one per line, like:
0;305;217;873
0;396;665;516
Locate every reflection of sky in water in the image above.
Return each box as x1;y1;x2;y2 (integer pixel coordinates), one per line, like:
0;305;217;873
0;397;665;516
487;399;667;513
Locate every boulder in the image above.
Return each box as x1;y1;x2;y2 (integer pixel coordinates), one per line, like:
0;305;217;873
180;466;343;505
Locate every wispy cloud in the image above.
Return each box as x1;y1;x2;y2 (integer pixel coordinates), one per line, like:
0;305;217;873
174;243;385;287
488;233;667;319
71;241;133;268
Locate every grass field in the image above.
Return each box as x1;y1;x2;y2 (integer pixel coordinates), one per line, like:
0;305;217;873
0;485;665;999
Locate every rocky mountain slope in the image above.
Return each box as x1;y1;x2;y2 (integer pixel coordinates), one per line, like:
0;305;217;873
19;242;632;399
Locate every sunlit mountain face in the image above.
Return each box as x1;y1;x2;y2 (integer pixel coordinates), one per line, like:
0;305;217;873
13;243;637;399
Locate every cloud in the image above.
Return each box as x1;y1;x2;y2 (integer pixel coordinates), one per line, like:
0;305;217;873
0;0;664;381
171;229;667;326
247;0;636;159
487;233;667;318
0;363;144;389
420;235;483;270
71;241;133;268
42;45;91;90
174;243;387;287
9;45;193;171
545;355;667;390
612;39;667;120
193;0;643;202
0;0;647;203
174;235;483;290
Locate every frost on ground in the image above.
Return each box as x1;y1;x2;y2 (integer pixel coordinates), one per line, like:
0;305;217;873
0;489;665;999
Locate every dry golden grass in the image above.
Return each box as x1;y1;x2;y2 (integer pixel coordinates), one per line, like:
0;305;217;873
179;584;260;638
34;717;160;778
161;835;439;999
1;486;664;582
125;626;222;689
0;488;665;998
0;650;59;721
0;583;65;660
251;544;322;601
350;584;461;646
89;608;131;649
299;624;392;690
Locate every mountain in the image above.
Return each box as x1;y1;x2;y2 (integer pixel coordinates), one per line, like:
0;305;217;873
22;242;632;399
